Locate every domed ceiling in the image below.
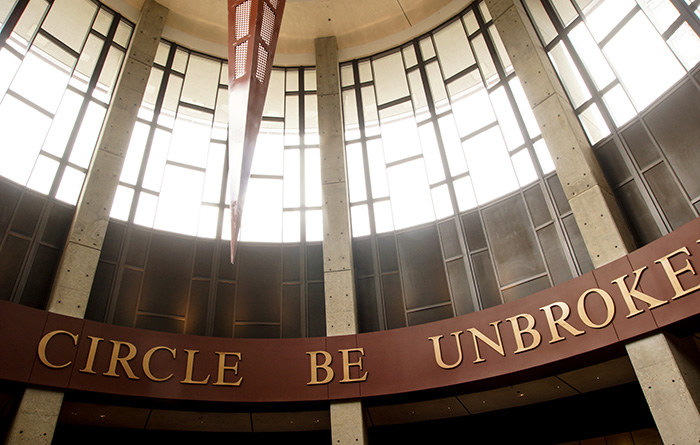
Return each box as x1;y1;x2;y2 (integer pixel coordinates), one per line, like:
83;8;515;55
102;0;472;62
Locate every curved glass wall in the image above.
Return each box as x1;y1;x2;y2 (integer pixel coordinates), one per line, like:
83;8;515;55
1;0;699;337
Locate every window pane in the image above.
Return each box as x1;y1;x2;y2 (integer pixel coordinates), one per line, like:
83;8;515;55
463;127;519;204
434;20;474;79
372;51;409;105
386;159;434;230
602;12;684;110
548;41;591;108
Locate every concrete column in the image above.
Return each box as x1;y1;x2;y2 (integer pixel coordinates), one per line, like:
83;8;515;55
315;36;368;444
486;1;700;441
485;0;634;269
4;2;167;444
625;333;700;444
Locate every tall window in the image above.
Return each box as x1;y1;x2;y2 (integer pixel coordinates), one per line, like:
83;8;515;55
0;0;132;204
341;2;555;238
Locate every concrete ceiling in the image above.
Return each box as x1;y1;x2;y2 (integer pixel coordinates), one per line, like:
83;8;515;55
109;0;471;62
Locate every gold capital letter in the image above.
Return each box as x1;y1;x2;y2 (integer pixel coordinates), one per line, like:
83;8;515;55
577;288;615;329
655;247;700;300
339;348;368;383
142;346;176;382
506;314;541;354
104;340;139;379
79;336;104;374
213;352;243;386
466;322;505;364
428;331;464;369
612;266;668;318
307;350;334;385
180;349;210;385
539;302;584;344
37;330;78;369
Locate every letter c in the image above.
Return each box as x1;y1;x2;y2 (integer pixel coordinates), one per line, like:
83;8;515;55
38;330;79;369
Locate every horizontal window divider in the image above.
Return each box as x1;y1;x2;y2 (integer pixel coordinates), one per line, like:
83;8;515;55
444;255;466;264
249;174;284;180
262;116;285;122
38;28;80;58
598;5;641;49
661;17;686;40
136;310;186;321
444;64;479;85
460;120;498;143
500;272;549;291
234;321;280;326
386;154;423;169
165;160;207;172
376;95;412;111
534;220;555;232
177;101;215;114
6;89;54;119
469;247;489;255
405;301;452;314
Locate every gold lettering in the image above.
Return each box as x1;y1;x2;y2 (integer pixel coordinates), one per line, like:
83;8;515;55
339;348;368;383
506;314;541;354
539;302;585;343
104;340;139;379
577;288;615;329
466;322;505;363
306;350;334;385
180;349;210;385
612;267;668;318
142;346;176;382
213;352;243;386
655;247;700;300
428;332;464;369
37;330;78;369
79;336;103;374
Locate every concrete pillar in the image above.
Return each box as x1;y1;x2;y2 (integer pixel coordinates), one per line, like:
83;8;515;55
485;0;634;269
485;1;700;441
315;36;368;444
625;333;700;444
4;2;167;444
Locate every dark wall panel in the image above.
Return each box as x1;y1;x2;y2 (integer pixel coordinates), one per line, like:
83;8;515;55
524;185;552;228
193;241;214;279
482;195;545;286
446;258;474;316
352;238;374;278
139;234;194;317
86;262;116;322
382;273;405;329
473;251;501;309
397;226;450;309
10;193;43;238
112;268;142;327
282;284;301;338
19;244;59;309
125;229;149;268
186;280;209;336
41;203;72;247
356;276;379;332
438;219;461;259
615;181;662;245
645;163;695;230
0;236;28;301
0;183;20;237
214;282;236;337
646;80;700;199
622;121;660;170
235;245;281;323
307;282;325;337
